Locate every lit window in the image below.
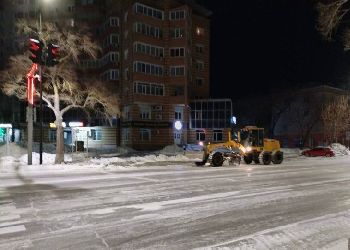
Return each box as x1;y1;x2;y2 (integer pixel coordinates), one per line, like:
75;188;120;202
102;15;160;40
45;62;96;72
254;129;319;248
91;129;102;141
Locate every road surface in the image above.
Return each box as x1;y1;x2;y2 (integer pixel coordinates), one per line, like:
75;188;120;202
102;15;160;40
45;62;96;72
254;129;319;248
1;156;350;249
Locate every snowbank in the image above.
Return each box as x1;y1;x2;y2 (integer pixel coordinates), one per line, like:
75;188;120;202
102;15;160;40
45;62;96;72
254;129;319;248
18;153;72;165
282;148;302;158
330;143;350;156
156;144;184;155
89;153;192;167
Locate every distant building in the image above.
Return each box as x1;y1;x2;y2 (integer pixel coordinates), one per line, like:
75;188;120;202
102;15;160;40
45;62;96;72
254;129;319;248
274;85;350;148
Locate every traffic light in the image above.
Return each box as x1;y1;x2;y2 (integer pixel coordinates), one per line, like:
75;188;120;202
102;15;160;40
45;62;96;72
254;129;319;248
29;38;43;64
47;43;59;67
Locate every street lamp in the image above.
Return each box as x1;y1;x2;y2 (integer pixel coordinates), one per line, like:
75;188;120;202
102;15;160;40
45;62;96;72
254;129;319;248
174;120;183;131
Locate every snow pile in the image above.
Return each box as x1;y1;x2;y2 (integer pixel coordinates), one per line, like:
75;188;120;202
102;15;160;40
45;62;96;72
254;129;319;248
281;148;302;158
89;153;191;167
185;144;203;152
116;145;136;154
0;143;26;157
330;143;350;156
156;144;184;155
18;153;72;165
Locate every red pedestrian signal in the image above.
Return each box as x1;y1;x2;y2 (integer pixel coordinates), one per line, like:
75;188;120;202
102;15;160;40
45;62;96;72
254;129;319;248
26;63;38;105
47;43;59;67
29;38;43;64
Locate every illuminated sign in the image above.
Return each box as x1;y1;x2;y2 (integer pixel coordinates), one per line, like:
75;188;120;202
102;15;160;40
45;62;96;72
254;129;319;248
49;122;66;128
69;122;83;127
0;124;12;128
26;63;38;105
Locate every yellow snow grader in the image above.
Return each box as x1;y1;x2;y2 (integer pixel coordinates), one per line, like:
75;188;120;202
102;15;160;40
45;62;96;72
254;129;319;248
195;126;283;167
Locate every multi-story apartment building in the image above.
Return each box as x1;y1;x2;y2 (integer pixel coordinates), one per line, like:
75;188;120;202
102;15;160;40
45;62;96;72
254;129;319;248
110;0;212;150
1;0;234;150
72;0;213;150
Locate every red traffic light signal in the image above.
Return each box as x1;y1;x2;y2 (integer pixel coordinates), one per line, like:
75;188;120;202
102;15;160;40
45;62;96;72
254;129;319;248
29;38;43;64
26;63;38;105
47;43;59;67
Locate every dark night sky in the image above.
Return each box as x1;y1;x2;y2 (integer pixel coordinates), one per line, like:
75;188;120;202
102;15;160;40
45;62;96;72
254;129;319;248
197;0;350;99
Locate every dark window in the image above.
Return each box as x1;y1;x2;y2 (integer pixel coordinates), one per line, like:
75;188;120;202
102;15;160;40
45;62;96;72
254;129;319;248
196;130;205;141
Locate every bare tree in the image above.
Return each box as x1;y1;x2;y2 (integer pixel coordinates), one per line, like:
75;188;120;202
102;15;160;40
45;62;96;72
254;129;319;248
321;96;350;142
315;0;350;50
0;20;120;164
269;93;293;138
316;0;349;40
289;101;321;147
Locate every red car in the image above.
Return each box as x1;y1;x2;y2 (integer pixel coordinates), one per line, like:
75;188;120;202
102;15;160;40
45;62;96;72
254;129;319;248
302;147;335;157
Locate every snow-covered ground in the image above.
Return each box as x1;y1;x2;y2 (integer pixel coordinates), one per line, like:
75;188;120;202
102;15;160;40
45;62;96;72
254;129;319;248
1;143;350;249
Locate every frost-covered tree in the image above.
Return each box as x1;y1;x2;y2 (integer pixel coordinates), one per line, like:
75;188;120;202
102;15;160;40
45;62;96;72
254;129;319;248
0;20;120;164
315;0;350;47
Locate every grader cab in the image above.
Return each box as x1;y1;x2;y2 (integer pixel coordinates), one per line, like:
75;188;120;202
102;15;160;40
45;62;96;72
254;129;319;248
238;126;283;165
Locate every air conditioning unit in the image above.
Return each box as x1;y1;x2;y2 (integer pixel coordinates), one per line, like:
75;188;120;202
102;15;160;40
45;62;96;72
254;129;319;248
152;105;163;111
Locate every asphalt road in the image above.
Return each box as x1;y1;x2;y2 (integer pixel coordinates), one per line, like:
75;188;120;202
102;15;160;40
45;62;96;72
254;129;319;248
1;157;350;249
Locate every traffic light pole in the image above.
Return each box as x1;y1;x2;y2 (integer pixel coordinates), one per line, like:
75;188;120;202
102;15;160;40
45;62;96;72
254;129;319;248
39;65;43;165
27;104;33;165
39;11;43;165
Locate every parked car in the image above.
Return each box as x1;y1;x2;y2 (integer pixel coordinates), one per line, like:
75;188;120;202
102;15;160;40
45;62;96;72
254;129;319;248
301;146;335;157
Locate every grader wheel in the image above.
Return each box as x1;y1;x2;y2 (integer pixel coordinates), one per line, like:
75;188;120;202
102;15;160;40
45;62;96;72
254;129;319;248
209;152;224;167
259;151;272;165
243;153;253;164
272;151;283;164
